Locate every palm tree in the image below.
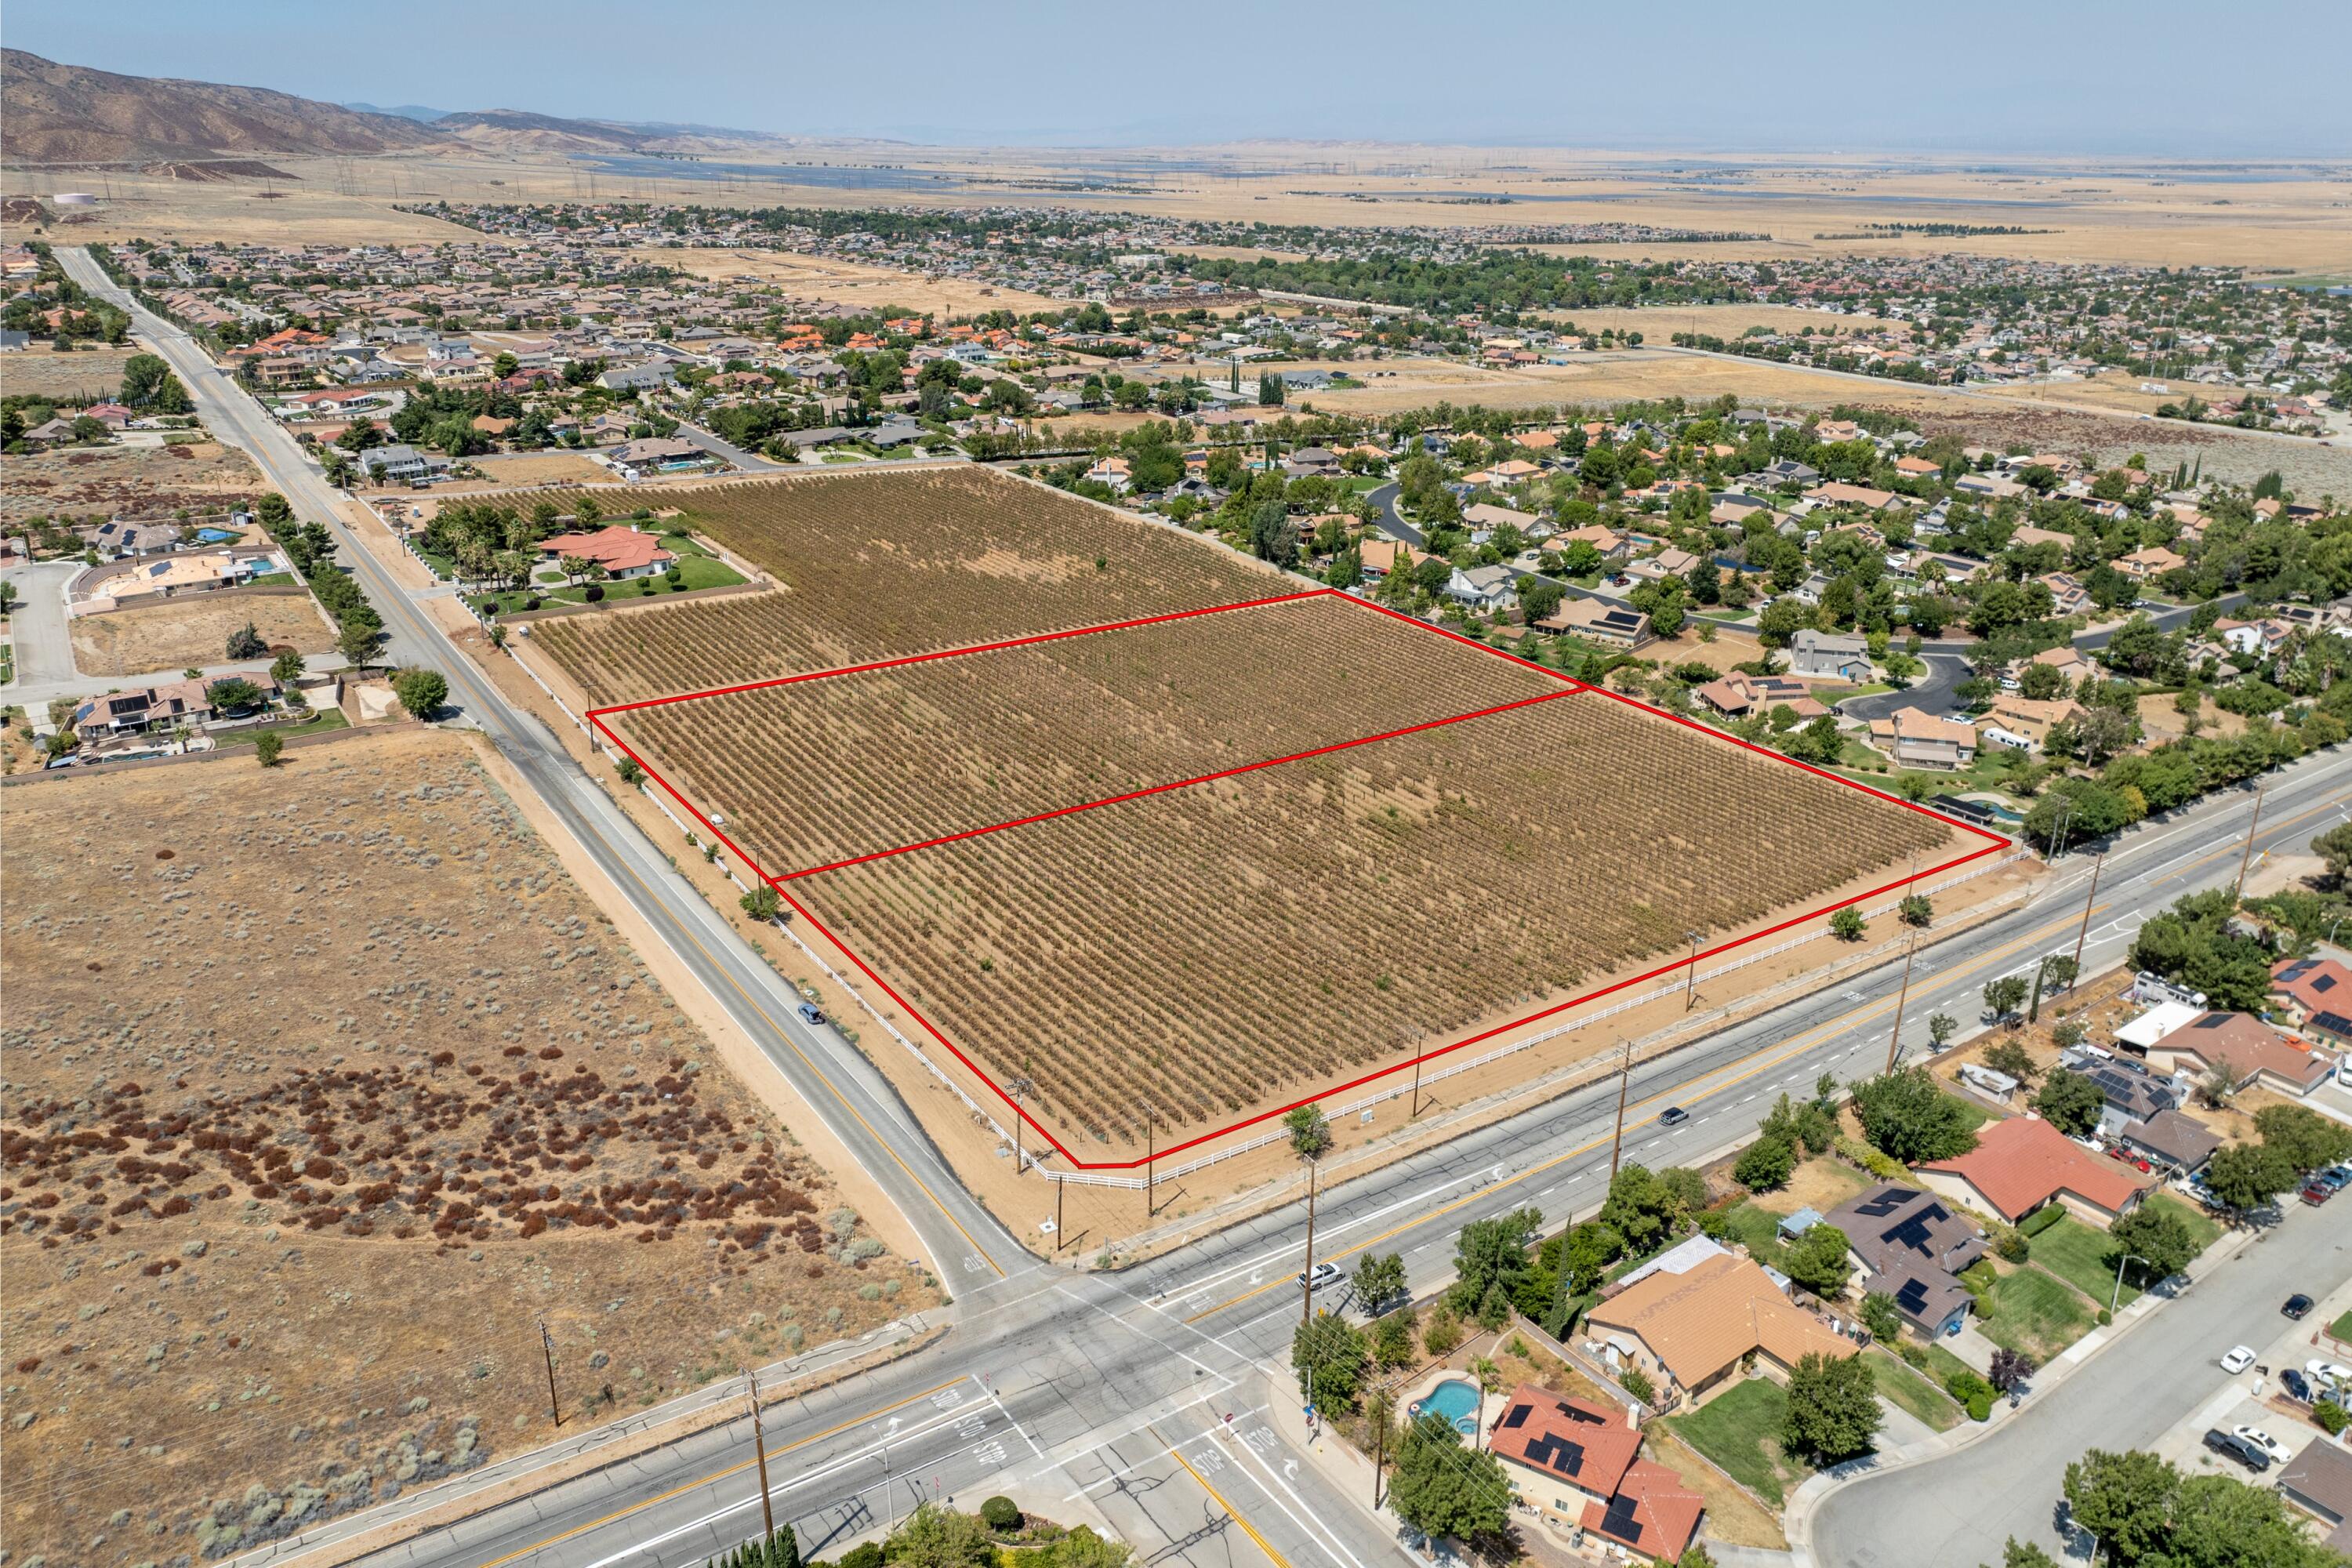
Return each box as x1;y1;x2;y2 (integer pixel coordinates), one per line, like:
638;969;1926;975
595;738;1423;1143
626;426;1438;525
1469;1356;1503;1446
1286;1104;1333;1326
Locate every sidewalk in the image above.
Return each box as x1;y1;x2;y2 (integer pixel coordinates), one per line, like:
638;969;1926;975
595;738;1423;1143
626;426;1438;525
1780;1216;2264;1566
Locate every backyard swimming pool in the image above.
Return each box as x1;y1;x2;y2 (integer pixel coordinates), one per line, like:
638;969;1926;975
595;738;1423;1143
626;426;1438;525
1414;1378;1480;1436
193;528;241;543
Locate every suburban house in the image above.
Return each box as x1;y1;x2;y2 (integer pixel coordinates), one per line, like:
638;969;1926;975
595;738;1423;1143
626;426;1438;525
605;436;705;477
1534;596;1652;648
1918;1114;2149;1228
1626;546;1700;583
70;677;216;740
2270;956;2352;1047
1822;1183;1988;1337
354;444;439;484
1082;455;1132;493
2276;1437;2352;1554
1445;564;1515;609
1788;628;1872;681
1489;1385;1704;1563
1695;672;1825;721
537;524;678;580
1581;1252;1857;1409
1357;539;1436;581
2116;1108;2221;1177
2117;546;2187;582
2140;1011;2336;1099
1867;706;1979;771
1981;694;2089;752
2011;644;2096;689
2063;1052;2187;1137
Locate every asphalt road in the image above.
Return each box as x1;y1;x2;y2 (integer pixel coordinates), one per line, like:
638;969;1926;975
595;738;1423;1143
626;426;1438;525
59;250;2352;1568
1812;1198;2352;1567
0;557;83;693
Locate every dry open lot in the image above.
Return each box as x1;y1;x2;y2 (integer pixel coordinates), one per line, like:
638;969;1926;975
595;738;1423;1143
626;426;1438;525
651;245;1072;318
0;439;265;527
0;729;932;1563
2;343;140;403
68;590;335;677
550;469;1966;1162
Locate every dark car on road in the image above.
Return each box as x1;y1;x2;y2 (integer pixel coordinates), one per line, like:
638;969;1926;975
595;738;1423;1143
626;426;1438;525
2204;1429;2271;1472
2286;1294;2315;1319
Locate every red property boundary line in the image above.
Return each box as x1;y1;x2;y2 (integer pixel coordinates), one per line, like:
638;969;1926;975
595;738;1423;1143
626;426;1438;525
586;586;2012;1171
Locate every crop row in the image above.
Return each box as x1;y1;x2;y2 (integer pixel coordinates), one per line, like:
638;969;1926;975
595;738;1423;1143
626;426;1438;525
536;468;1281;705
789;694;1952;1143
624;593;1561;873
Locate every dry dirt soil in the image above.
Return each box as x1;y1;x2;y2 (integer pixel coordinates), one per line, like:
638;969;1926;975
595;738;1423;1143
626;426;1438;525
3;344;140;404
0;729;935;1566
68;591;335;677
0;440;265;528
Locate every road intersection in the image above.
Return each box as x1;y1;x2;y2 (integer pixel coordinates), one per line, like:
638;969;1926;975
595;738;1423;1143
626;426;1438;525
55;249;2351;1568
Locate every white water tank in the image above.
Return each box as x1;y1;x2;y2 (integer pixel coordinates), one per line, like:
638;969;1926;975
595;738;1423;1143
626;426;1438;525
53;192;98;206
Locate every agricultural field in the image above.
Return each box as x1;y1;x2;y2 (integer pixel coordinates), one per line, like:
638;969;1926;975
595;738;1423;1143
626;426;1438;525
531;468;1287;706
0;730;931;1563
615;593;1564;876
651;677;1956;1150
68;589;333;677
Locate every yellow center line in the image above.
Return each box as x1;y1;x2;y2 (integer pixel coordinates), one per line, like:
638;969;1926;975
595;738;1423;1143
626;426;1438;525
1185;904;2105;1323
600;848;1006;1279
1163;1432;1294;1568
2156;796;2343;883
475;1377;970;1568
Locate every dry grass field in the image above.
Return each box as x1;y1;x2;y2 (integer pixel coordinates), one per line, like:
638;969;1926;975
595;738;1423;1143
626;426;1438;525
0;730;931;1563
652;246;1071;317
531;468;1288;705
2;343;140;403
0;440;265;527
68;590;333;677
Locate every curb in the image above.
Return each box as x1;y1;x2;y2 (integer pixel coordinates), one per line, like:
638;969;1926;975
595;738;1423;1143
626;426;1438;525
1782;1216;2263;1561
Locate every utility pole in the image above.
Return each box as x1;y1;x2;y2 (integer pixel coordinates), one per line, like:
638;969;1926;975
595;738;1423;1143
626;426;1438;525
538;1319;561;1428
1682;931;1701;1009
1007;1075;1034;1175
1053;1172;1064;1254
2069;852;2104;984
746;1368;775;1543
1608;1040;1635;1178
1141;1100;1156;1220
1884;927;1919;1074
2233;787;2267;898
1410;1050;1424;1120
1301;1160;1320;1327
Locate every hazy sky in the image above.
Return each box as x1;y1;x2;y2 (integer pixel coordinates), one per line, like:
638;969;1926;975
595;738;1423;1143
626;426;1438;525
13;0;2351;154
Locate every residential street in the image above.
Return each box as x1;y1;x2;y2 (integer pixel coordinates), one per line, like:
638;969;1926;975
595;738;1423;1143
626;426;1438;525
1810;1201;2352;1566
53;248;2352;1568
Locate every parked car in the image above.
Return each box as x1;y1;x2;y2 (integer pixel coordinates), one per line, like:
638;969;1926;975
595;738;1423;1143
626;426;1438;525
2308;1359;2352;1388
2283;1368;2314;1403
2220;1345;2258;1374
2285;1294;2315;1319
1298;1261;1341;1293
2204;1428;2272;1473
2318;1168;2350;1193
2302;1182;2334;1207
796;1001;827;1026
1657;1106;1690;1127
2234;1425;2290;1463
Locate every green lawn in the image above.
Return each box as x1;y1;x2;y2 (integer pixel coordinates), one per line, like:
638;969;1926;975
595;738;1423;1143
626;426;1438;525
1716;1200;1791;1270
2029;1215;2140;1307
1662;1377;1808;1506
212;709;350;749
246;571;298;587
471;555;744;615
2332;1310;2352;1345
1867;1348;1962;1432
1977;1265;2097;1361
1917;1339;1980;1392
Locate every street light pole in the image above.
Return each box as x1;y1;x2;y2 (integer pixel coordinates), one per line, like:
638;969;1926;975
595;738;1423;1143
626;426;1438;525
1884;927;1919;1074
2111;1253;2151;1316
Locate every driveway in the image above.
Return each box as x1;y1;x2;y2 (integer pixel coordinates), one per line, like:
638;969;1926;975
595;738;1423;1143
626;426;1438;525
1809;1202;2352;1566
2;557;85;693
1838;653;1971;723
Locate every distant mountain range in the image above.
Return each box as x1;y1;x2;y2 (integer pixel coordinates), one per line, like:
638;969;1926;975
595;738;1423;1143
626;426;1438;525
2;50;830;165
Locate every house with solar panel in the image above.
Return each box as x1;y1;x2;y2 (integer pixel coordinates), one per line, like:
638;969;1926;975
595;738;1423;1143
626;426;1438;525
1820;1182;1988;1338
2271;956;2352;1051
1487;1385;1705;1563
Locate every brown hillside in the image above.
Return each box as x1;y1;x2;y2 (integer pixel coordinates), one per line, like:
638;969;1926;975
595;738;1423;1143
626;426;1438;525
1;49;446;163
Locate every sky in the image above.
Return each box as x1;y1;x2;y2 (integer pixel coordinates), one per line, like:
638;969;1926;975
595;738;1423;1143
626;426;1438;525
11;0;2352;156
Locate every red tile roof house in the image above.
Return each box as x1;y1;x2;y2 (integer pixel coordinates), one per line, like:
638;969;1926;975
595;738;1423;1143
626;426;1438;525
1487;1385;1704;1563
536;525;677;580
2140;1011;2337;1098
1918;1115;2150;1229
